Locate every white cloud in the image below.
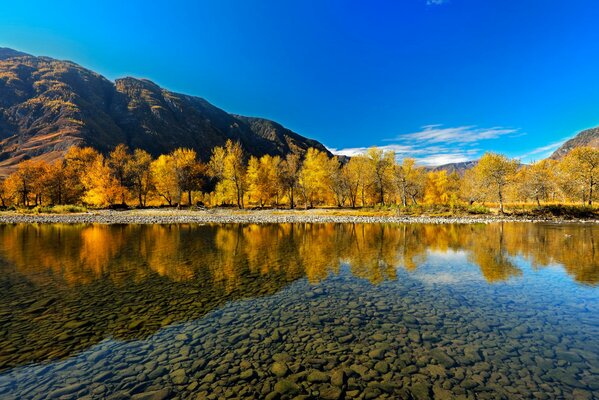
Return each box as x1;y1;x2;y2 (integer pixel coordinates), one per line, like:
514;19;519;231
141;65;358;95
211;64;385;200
388;125;518;144
427;0;449;5
330;124;518;167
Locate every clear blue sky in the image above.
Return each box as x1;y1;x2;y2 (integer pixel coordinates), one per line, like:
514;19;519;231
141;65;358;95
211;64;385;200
2;0;599;165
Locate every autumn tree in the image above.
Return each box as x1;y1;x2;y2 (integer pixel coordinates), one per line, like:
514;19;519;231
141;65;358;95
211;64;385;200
44;160;70;205
514;159;557;206
127;149;154;207
63;146;102;202
394;158;426;206
326;157;349;207
247;154;282;207
171;148;205;206
424;170;450;205
298;148;331;208
81;155;123;207
107;144;132;205
208;140;246;208
280;153;302;209
151;154;178;206
4;160;48;206
559;146;599;205
366;147;395;205
0;179;9;207
471;152;519;213
343;155;369;208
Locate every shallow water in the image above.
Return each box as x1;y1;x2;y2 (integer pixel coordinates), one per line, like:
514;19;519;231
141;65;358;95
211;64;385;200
0;222;597;399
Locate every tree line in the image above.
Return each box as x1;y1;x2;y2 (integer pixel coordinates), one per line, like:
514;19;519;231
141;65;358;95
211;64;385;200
0;140;598;210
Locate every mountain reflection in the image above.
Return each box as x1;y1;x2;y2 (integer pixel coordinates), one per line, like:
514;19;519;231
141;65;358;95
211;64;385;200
0;222;597;370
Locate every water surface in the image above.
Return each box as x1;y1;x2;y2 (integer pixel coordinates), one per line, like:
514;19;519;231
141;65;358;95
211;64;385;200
0;223;597;399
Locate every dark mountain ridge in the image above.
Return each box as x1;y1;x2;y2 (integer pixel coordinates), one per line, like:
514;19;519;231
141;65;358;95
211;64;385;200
0;48;329;175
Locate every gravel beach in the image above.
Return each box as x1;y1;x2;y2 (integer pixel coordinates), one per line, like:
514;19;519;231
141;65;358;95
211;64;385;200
0;208;597;225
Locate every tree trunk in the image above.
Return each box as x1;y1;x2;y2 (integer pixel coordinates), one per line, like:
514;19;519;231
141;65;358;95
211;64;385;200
188;190;192;206
498;190;504;213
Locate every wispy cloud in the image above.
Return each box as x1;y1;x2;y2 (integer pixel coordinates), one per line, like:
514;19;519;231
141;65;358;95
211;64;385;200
387;125;518;144
427;0;449;5
517;139;567;161
330;124;519;167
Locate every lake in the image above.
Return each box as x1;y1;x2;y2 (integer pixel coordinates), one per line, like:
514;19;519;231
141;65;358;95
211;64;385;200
0;223;597;399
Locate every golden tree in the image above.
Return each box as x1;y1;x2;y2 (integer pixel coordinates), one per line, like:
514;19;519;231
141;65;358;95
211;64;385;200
298;148;331;208
365;147;395;205
513;159;557;206
208;140;246;208
126;149;154;207
394;158;426;206
151;154;178;206
247;154;282;206
171;148;205;206
343;155;370;207
81;156;123;207
107;144;132;205
559;146;599;205
280;153;302;209
4;160;48;206
424;170;450;205
471;152;519;213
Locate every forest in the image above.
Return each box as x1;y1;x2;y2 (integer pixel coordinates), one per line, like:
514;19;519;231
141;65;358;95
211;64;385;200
0;140;598;213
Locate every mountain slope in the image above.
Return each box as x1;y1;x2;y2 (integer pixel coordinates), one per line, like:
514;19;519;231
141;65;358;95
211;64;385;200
549;126;599;159
431;160;478;175
0;48;329;175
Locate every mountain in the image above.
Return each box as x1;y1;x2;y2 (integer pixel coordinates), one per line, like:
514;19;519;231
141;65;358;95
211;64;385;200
549;126;599;159
431;160;478;175
0;48;330;175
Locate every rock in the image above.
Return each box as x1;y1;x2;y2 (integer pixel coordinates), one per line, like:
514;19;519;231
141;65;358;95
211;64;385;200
368;348;386;360
307;370;329;383
410;382;431;400
271;362;289;377
274;379;300;395
319;384;342;400
131;389;172;400
430;349;456;368
374;361;389;374
330;369;346;387
128;319;145;330
170;368;188;385
240;369;256;380
47;383;86;398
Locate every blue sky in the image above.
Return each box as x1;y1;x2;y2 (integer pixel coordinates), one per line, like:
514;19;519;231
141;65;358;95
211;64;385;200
2;0;599;165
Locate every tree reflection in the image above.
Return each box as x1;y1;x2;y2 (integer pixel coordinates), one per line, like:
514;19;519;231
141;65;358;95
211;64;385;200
0;222;597;370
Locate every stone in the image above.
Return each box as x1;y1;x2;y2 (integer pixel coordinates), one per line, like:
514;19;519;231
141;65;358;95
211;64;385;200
374;361;389;374
131;389;172;400
271;362;289;377
330;369;346;387
240;369;256;380
307;370;329;383
319;384;342;400
410;382;431;400
430;349;456;368
170;368;188;385
274;379;300;395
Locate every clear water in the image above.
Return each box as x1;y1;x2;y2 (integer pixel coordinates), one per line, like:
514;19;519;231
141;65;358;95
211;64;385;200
0;223;597;399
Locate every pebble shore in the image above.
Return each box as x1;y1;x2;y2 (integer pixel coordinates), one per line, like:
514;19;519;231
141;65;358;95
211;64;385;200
0;209;595;225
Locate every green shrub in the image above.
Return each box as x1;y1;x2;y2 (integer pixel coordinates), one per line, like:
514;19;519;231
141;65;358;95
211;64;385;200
467;204;491;215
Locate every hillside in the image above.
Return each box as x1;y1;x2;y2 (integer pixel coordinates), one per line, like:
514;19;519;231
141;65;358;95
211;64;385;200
431;160;478;175
549;126;599;159
0;48;329;175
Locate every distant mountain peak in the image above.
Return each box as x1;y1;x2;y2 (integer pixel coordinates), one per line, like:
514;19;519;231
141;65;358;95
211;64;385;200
549;126;599;159
0;47;31;60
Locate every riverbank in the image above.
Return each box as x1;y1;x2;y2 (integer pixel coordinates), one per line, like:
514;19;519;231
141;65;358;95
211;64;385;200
1;208;598;225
